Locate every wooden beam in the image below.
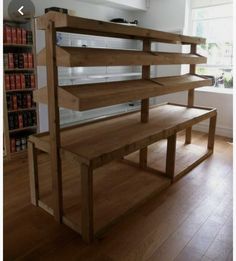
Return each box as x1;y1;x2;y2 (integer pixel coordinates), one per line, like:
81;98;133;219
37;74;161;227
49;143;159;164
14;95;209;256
166;134;177;181
36;11;206;45
140;39;151;168
173;150;213;183
81;164;94;243
28;141;39;206
46;21;63;223
37;46;207;67
186;44;197;144
208;115;217;150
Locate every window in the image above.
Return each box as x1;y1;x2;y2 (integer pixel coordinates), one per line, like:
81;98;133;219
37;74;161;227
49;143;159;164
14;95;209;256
191;1;233;89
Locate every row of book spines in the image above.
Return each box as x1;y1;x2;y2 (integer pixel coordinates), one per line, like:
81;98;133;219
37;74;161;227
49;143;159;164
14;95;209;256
5;74;35;90
4;26;33;45
10;136;28;153
6;93;35;111
8;111;37;130
4;53;34;69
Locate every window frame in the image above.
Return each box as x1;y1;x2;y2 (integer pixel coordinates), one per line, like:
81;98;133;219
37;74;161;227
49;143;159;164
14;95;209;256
188;1;233;93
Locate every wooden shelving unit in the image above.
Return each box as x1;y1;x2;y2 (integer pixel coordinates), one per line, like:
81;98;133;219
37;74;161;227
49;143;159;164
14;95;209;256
3;19;39;160
28;11;217;243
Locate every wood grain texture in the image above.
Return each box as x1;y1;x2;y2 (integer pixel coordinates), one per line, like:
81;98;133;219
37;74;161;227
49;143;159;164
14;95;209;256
28;141;39;206
33;74;213;111
208;115;217;150
81;164;94;243
36;11;206;45
4;132;232;260
140;39;151;168
186;44;197;144
45;21;63;223
37;46;207;67
166;134;177;180
29;104;216;168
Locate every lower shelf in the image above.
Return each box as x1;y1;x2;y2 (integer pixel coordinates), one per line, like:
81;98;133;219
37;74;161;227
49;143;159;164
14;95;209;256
126;140;209;176
37;153;170;234
36;138;212;236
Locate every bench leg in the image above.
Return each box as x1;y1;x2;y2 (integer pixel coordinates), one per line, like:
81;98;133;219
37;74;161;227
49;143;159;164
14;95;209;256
139;147;148;168
81;163;94;243
28;141;39;206
208;115;217;151
166;134;177;181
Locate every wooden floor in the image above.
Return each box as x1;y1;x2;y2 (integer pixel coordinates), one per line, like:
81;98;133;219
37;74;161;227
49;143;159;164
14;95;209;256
4;131;233;261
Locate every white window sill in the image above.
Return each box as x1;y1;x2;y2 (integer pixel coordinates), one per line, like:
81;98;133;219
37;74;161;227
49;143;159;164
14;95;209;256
196;86;233;95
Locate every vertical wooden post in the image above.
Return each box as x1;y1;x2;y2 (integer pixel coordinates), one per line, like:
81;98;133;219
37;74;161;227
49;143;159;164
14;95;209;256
45;21;63;223
81;164;94;243
28;141;39;206
185;44;197;144
166;134;177;181
139;39;151;168
208;115;217;151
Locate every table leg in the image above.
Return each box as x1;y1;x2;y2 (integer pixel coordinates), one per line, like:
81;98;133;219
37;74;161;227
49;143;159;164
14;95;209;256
166;134;177;181
208;115;217;151
81;163;94;243
28;141;39;206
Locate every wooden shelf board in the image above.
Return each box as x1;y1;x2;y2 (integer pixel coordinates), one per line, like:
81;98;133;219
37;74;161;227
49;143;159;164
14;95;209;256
36;11;205;45
4;43;33;48
37;153;170;233
37;46;206;67
8;107;37;113
5;68;35;72
33;74;212;111
6;88;35;93
9;125;37;133
30;104;216;168
125;140;209;176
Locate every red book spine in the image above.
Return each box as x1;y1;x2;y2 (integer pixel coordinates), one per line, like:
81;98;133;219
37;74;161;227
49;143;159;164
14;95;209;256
8;53;14;68
22;29;27;44
27;53;33;68
5;75;10;90
4;26;12;43
10;74;15;90
11;27;17;44
15;74;21;89
10;138;16;153
27;94;32;108
16;28;22;44
13;95;17;110
30;74;35;88
18;113;23;128
23;53;28;68
20;74;25;89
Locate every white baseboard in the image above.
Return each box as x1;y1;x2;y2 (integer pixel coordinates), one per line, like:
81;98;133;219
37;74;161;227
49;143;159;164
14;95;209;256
193;123;233;138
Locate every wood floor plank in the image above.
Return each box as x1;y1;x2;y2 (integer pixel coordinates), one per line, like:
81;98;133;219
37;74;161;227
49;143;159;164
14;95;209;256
3;132;232;260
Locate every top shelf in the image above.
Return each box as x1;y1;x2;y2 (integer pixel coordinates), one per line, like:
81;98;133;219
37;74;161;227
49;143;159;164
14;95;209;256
36;11;205;45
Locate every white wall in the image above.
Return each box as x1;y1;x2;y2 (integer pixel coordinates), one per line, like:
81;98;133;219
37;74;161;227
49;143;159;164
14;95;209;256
131;0;233;138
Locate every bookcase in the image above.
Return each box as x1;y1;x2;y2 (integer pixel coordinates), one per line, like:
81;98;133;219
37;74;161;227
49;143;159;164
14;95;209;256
3;19;38;160
28;11;217;243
